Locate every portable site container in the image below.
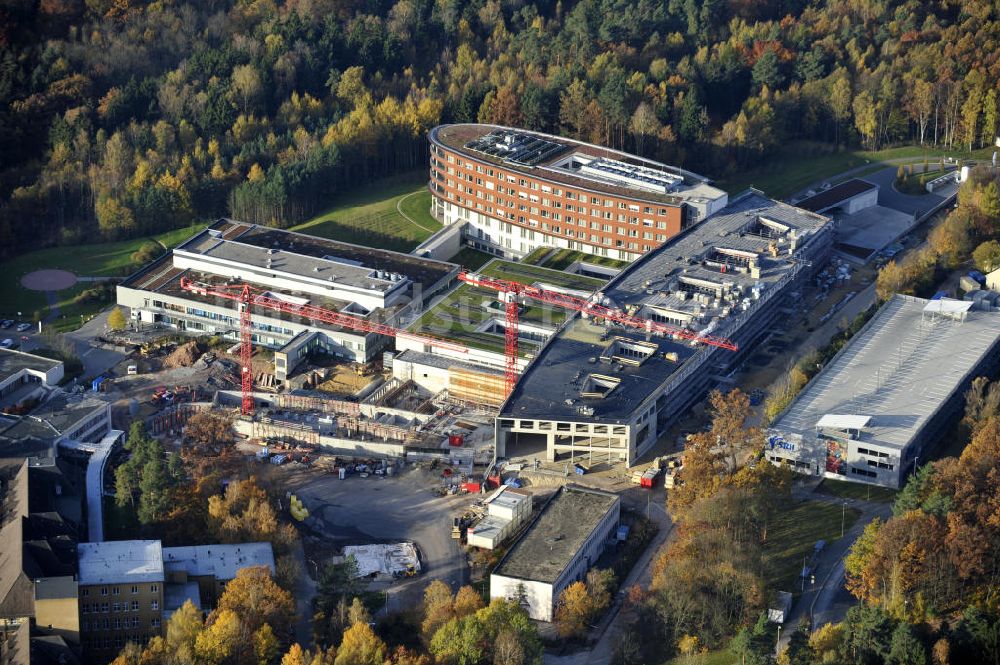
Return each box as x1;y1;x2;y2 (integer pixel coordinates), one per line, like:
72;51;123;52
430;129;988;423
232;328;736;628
640;468;659;488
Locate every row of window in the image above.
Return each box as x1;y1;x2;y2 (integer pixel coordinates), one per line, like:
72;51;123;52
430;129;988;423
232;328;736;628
82;585;156;597
498;420;628;435
851;467;878;478
85;634;159;651
856;447;890;459
441;173;673;222
451;192;658;252
82;617;159;631
184;307;294;336
436;157;673;215
82;600;158;613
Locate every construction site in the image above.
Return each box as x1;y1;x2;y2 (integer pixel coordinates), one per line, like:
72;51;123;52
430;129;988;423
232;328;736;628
108;180;840;480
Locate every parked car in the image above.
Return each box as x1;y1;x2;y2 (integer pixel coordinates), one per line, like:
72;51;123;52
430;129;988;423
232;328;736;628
0;320;12;328
0;338;13;349
16;323;31;332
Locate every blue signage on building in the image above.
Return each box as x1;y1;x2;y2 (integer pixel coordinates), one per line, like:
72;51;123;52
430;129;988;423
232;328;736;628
767;434;796;452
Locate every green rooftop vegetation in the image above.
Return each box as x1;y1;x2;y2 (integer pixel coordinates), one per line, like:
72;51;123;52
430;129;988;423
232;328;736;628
409;259;606;356
520;246;630;272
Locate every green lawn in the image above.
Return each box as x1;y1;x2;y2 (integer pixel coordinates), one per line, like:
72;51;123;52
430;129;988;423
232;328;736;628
289;171;441;253
717;141;994;199
448;247;493;270
815;478;898;503
543;248;631;271
520;246;553;266
408;259;606;355
763;499;861;593
0;223;205;321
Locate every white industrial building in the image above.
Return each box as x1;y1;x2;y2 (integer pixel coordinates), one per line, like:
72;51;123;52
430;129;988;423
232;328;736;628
767;296;1000;488
467;486;531;550
117;219;459;383
490;485;619;621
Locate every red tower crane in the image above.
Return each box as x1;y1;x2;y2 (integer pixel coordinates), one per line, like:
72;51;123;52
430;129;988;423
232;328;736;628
457;271;739;397
179;277;468;416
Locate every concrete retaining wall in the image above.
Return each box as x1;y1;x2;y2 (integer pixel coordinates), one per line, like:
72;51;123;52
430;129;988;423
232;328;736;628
413;221;464;261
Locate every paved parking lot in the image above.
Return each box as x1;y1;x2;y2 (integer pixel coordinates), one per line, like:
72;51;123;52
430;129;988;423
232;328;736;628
287;464;476;611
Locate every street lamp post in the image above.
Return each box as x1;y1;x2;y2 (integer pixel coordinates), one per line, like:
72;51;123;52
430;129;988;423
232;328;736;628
841;501;847;538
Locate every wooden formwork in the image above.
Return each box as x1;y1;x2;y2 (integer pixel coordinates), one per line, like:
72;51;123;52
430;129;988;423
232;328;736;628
449;367;506;409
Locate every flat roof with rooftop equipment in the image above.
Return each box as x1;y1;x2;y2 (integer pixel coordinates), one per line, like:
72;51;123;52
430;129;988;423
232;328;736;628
78;540;164;585
434;124;726;207
501;191;832;425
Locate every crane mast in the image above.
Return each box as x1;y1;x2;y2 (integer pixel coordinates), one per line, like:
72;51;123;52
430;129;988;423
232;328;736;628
456;270;739;397
179;277;468;415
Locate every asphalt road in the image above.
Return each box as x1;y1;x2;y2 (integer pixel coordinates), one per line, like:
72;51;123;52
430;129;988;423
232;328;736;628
863;166;945;217
776;485;893;653
3;308;128;381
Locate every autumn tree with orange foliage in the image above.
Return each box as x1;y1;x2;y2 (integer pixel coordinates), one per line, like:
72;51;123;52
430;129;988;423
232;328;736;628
845;390;1000;621
668;388;764;518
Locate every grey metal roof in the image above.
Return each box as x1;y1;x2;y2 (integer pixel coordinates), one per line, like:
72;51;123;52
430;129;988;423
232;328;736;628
770;295;1000;451
393;349;503;376
161;542;275;580
177;233;409;294
796;178;878;212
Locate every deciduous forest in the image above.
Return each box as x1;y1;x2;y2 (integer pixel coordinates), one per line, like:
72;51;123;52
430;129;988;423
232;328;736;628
0;0;998;260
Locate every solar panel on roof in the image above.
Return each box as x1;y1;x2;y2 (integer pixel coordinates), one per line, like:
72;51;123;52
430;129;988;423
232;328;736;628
464;130;569;166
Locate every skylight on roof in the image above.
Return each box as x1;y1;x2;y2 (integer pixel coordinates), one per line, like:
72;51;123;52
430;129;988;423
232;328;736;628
581;374;621;399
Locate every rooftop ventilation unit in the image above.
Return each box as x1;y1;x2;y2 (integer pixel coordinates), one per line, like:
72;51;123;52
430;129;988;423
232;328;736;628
578;157;684;194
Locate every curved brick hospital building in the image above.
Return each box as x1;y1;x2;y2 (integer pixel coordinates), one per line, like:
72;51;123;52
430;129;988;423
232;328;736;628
428;124;729;262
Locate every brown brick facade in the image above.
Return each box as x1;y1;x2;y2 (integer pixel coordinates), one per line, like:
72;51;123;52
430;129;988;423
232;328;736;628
428;140;685;260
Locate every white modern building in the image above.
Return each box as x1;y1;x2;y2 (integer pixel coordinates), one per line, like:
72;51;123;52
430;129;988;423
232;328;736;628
467;486;531;550
490;485;619;621
0;348;64;403
117;219;460;382
767;296;1000;488
0;392;111;459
